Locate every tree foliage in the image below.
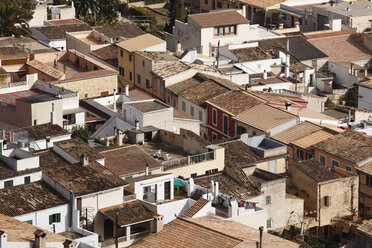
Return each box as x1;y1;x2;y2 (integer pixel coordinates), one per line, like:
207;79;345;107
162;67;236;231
0;0;35;37
71;125;91;143
169;0;185;26
74;0;119;26
343;86;358;108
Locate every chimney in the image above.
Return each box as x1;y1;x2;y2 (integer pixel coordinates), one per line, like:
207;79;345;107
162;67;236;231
263;70;267;79
285;102;292;111
0;231;8;248
145;164;149;175
259;226;264;248
50;103;56;124
106;138;110;147
63;239;75;248
71;1;74;8
285;54;290;78
175;41;182;57
242;5;247;18
34;229;47;248
214;181;219;196
135;119;140;130
117;130;123;146
188;177;194;197
153;215;164;233
125;85;129;97
80;154;89;166
211;180;215;193
113;89;117;112
278;23;284;29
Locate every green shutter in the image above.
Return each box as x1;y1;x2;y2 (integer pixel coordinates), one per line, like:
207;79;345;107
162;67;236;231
199;111;202;121
57;213;61;223
49;215;53;224
267;219;271;228
266;196;271;205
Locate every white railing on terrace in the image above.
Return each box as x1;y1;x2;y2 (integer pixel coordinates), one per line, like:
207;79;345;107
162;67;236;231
162;151;214;170
34;81;78;98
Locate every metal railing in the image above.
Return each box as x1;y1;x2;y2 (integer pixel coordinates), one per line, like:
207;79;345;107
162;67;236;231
163;151;214;170
0;81;27;89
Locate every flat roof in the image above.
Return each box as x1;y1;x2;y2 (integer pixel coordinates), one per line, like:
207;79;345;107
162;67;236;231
0;181;68;217
127;100;169;113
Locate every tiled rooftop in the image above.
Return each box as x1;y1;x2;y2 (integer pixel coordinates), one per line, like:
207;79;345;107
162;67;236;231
100;146;162;177
36;149;126;196
312;131;372;164
217;140;262;167
207;90;263;116
34;24;92;40
0;213;69;243
271;121;324;144
131;218;242;247
94;24;144;40
183;198;210;217
152;60;191;78
24;123;69;141
90;44;118;67
291;129;335;149
0;90;57;106
0;159;40;180
54;138;103;162
233;104;297;132
99;200;155;226
116;34;164;52
189;10;249;28
292;159;340;182
230;46;271;62
0;181;67;217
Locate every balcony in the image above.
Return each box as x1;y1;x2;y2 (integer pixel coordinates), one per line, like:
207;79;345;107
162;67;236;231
162;151;214;170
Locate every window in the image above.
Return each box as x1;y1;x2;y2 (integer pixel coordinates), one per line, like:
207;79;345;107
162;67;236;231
212;133;217;142
146;79;150;88
119;67;124;76
125;176;133;180
214;25;236;36
199;110;203;121
299;18;303;25
346;165;352;172
182;101;186;112
217;1;222;8
190;106;194;117
266;195;271;205
223;115;229;135
343;191;349;203
306;152;313;159
4;180;13;188
366;175;372;187
25;220;33;225
129;72;132;81
49;213;61;224
191;173;197;178
212;109;217;125
34;120;37;126
24;176;31;184
153;79;157;90
297;149;304;160
129;54;132;62
137;74;141;84
331;159;339;167
120;50;123;57
205;169;218;175
282;13;287;21
142;60;145;67
267;219;272;229
204;0;208;4
323;196;330;207
320;154;326;165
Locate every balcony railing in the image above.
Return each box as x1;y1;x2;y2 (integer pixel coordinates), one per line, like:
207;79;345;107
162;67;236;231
162;151;214;170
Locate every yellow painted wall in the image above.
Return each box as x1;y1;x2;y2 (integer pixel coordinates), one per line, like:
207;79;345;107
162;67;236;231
118;48;135;91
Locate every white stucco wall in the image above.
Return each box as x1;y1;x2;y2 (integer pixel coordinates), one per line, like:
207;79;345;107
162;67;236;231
0;171;41;189
14;204;69;233
359;86;372;111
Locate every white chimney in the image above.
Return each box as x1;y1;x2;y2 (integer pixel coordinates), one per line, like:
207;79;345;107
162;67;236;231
145;164;149;175
50;103;56;124
214;182;219;196
113;89;117;112
188;178;194;197
242;5;247;18
211;180;215;193
285;54;290;78
117;130;123;146
71;1;74;8
175;41;182;56
125;85;129;97
135;119;140;130
263;70;267;79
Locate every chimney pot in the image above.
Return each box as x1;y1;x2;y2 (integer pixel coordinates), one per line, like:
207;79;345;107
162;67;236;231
145;164;149;175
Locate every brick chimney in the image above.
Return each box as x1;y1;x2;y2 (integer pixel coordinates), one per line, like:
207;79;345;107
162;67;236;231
34;229;47;248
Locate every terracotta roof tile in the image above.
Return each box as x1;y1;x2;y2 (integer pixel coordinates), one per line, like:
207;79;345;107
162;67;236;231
0;182;67;217
34;24;92;40
99;200;154;226
357;218;372;235
312;131;372;164
217;140;262;167
233;104;297;132
291;129;335;149
116;34;164;52
54;138;103;162
24;123;69;141
291;159;340;182
206;90;263;116
189;10;249;28
131;218;242;247
184;198;209;217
